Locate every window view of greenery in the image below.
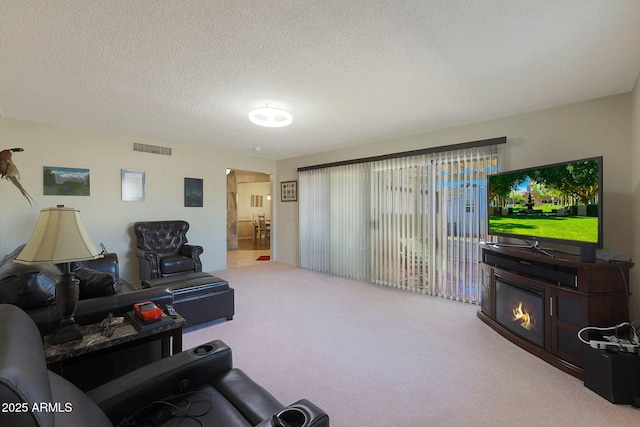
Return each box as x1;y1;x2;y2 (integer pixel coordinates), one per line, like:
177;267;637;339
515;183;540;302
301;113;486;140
488;159;599;243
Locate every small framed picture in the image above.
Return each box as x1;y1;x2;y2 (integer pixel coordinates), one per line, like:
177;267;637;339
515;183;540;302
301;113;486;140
184;178;203;207
281;180;297;202
121;169;145;201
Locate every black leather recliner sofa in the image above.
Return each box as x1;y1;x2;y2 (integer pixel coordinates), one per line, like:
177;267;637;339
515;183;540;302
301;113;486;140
0;245;174;390
0;245;172;336
0;304;330;427
0;243;233;331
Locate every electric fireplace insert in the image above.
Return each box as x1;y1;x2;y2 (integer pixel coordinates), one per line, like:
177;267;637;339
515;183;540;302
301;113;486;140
495;275;544;348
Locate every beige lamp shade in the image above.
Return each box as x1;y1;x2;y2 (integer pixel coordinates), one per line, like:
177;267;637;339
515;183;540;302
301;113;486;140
14;207;102;265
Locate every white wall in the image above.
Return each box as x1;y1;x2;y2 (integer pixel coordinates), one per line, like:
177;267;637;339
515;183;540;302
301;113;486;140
276;93;636;314
0;119;275;284
631;75;640;321
237;182;271;221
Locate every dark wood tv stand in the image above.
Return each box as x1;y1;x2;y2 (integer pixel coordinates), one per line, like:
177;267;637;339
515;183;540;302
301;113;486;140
477;243;631;379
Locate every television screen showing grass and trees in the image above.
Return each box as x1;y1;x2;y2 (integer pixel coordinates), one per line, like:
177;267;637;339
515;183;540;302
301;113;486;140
488;158;600;245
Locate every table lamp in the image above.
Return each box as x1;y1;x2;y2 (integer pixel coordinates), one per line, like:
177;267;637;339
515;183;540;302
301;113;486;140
14;206;103;343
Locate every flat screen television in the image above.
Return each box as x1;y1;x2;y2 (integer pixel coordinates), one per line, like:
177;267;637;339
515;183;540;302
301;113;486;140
487;156;602;248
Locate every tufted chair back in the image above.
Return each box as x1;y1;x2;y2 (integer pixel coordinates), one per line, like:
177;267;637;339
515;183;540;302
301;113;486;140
135;220;190;257
134;221;203;282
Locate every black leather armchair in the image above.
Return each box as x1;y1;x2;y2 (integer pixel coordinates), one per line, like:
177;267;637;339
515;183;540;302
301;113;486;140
0;304;330;427
134;220;203;282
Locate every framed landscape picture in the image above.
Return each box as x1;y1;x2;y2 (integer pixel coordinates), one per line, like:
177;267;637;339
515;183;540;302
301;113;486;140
184;177;203;207
43;166;90;196
281;180;297;202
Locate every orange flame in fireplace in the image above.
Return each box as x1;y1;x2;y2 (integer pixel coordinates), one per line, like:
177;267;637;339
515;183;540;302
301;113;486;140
512;302;535;331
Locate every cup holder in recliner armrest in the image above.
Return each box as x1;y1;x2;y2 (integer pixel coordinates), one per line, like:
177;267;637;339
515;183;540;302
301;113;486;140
190;343;215;356
253;399;329;427
273;407;309;427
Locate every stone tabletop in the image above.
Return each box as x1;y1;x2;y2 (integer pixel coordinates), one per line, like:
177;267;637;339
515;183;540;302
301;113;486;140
44;313;185;363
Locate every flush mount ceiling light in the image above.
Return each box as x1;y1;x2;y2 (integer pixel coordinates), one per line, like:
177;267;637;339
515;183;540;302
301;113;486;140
248;106;293;128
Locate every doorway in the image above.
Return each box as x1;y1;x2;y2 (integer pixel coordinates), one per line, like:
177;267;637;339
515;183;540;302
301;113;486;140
226;169;271;268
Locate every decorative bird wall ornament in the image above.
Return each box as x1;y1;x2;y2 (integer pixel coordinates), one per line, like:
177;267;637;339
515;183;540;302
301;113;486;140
1;147;35;206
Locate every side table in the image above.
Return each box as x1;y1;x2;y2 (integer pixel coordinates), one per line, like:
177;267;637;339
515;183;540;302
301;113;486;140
44;312;185;390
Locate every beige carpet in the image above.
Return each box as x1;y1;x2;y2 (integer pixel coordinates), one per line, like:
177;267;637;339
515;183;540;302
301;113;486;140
184;262;639;426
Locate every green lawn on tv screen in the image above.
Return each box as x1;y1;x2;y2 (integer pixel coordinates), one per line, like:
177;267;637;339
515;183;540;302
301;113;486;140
488;214;598;243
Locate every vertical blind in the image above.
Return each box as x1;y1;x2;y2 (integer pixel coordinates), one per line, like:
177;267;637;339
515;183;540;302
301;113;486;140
299;143;500;304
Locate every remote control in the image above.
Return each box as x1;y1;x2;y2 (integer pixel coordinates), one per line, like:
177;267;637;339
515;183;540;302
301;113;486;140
165;304;178;319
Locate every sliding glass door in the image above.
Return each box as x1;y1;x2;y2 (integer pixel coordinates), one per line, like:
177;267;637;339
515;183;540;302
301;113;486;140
299;143;500;304
298;163;370;281
431;149;498;302
370;156;431;292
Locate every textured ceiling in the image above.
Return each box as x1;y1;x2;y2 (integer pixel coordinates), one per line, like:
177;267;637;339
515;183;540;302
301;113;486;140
2;1;640;160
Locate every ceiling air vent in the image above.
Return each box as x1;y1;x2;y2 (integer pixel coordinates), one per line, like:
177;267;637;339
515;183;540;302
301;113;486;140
132;142;172;156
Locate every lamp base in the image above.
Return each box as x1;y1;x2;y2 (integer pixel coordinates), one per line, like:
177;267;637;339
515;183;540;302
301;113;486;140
51;321;83;344
52;266;83;344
